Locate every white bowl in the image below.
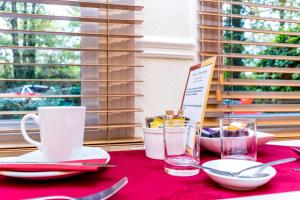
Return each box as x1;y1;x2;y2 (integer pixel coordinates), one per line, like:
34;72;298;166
202;159;276;190
143;127;187;160
143;127;164;160
201;131;274;153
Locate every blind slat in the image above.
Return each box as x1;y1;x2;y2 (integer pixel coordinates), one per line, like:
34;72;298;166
0;94;144;98
0;28;143;38
199;11;300;24
206;104;300;112
0;123;143;134
219;79;300;87
199;25;300;37
204;117;300;127
0;11;143;24
220;66;300;74
211;91;300;99
259;128;300;139
7;0;144;11
200;39;300;48
0;138;144;157
0;45;143;52
0;79;143;83
200;52;300;61
0;62;144;68
0;108;143;115
201;0;300;13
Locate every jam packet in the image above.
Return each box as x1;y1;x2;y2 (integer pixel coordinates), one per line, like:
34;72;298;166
145;109;189;128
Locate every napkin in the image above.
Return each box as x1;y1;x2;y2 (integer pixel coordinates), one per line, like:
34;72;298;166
0;159;107;172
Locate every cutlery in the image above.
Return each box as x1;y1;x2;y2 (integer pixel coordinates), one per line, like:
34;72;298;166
0;162;116;172
0;162;116;167
169;157;296;178
290;147;300;156
27;177;128;200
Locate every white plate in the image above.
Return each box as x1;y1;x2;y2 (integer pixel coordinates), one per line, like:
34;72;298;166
202;159;276;190
201;131;275;153
0;146;110;180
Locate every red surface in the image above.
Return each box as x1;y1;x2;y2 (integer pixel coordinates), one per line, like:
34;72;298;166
1;145;300;200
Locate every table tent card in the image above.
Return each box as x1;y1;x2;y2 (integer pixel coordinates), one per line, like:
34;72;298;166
181;56;217;154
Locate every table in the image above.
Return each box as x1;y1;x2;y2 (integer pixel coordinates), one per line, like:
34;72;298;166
0;144;299;200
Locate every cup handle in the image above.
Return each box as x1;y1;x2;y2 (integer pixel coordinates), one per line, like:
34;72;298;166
21;114;42;149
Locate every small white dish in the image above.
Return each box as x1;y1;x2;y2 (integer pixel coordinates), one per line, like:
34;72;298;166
143;127;164;160
143;127;188;160
202;159;276;190
0;146;110;180
201;131;274;153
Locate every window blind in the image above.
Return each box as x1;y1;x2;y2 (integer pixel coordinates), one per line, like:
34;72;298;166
0;0;143;155
199;0;300;140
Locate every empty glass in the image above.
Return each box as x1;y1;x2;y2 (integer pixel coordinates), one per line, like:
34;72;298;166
163;120;201;176
220;118;257;161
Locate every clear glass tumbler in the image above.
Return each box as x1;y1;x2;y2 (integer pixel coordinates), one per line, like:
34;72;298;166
163;120;200;176
220;118;257;161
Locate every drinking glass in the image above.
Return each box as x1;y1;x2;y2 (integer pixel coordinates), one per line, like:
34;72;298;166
163;120;200;176
220;118;257;161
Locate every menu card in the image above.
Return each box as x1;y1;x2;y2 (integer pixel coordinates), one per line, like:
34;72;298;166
181;57;217;152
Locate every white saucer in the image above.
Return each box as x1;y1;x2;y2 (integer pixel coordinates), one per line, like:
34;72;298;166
202;159;276;190
0;147;110;180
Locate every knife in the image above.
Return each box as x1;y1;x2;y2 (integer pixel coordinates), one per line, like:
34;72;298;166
0;162;116;172
0;162;116;167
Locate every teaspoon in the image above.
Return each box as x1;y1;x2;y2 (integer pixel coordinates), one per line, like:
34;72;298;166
168;157;296;178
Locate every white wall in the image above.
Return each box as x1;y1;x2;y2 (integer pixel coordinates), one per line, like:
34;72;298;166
136;0;197;123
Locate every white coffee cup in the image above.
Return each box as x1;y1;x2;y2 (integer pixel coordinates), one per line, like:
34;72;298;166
21;106;86;162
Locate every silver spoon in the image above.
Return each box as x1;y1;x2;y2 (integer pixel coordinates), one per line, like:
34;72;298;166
167;160;268;178
231;173;270;178
168;157;296;178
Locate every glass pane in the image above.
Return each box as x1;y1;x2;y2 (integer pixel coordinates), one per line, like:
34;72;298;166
221;0;300;116
0;2;81;119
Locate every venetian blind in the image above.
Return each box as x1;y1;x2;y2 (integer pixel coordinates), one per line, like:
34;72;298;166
0;0;143;156
199;0;300;140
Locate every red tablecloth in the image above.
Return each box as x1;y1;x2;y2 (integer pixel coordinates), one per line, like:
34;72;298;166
1;145;300;200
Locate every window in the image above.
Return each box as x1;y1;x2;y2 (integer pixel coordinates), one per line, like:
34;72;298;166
0;0;143;155
199;0;300;139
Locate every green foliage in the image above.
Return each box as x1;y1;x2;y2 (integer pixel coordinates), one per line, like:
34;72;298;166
223;0;300;97
0;97;80;119
0;2;81;81
0;2;81;117
254;25;300;92
223;2;245;88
